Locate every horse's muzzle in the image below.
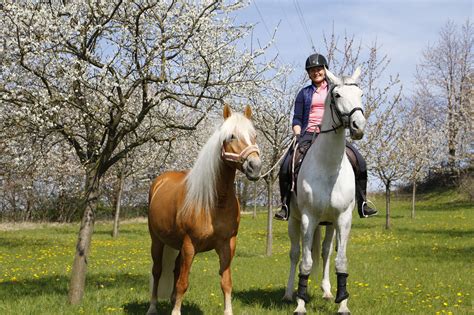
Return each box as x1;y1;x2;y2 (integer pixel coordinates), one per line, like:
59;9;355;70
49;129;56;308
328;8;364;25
243;156;262;181
350;128;364;140
349;114;366;140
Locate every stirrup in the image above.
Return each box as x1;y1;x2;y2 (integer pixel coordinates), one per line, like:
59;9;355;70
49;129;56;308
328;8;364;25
274;204;289;221
361;200;378;218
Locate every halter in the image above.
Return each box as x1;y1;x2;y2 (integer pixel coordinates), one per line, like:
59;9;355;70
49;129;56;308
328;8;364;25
319;83;364;134
221;143;260;164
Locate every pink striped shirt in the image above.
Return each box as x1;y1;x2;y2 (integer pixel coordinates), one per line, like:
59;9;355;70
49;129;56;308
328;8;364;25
306;81;328;133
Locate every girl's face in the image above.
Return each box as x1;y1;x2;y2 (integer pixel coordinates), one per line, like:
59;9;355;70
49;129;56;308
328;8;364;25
308;66;326;85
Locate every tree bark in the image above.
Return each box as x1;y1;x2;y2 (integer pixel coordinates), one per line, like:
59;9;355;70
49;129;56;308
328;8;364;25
112;171;125;238
385;180;391;229
68;165;100;304
265;177;274;256
253;181;257;219
240;179;249;212
411;180;416;219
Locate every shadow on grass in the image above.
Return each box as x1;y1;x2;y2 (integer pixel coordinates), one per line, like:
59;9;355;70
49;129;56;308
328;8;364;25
400;244;474;261
93;229;144;237
0;273;149;300
233;287;287;309
123;300;203;315
0;275;69;298
233;287;334;313
397;227;474;238
0;236;57;248
416;200;471;212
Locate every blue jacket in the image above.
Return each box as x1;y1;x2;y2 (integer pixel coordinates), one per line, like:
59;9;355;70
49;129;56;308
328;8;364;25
292;81;332;132
292;84;316;132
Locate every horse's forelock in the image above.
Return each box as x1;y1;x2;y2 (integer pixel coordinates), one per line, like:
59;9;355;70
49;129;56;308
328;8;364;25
220;113;256;145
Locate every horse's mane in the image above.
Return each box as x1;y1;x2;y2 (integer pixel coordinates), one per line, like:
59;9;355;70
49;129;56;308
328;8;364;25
180;112;256;221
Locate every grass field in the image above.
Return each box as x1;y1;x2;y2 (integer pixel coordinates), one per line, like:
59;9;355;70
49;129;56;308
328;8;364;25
0;190;472;314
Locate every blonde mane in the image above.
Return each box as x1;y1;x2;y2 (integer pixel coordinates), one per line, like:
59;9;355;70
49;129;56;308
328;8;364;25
179;112;256;221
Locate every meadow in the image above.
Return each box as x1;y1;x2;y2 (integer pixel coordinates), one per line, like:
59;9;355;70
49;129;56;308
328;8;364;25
0;190;472;315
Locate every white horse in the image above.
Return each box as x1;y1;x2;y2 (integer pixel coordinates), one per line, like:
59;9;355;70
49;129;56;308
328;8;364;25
283;67;366;315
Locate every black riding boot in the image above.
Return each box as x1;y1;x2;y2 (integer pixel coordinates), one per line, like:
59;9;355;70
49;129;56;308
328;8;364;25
356;178;377;218
275;191;290;221
276;146;293;221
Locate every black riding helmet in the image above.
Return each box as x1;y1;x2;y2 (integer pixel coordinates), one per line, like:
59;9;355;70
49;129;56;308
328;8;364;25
305;53;328;70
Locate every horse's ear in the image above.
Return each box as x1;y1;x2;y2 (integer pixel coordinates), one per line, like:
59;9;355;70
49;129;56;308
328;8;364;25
325;67;342;85
223;104;232;120
244;105;252;119
351;66;362;82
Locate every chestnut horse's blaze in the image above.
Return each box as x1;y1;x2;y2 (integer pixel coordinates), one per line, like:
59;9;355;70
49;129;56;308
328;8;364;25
147;105;261;315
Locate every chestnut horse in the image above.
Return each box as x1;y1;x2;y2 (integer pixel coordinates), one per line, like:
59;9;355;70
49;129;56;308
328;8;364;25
147;105;261;315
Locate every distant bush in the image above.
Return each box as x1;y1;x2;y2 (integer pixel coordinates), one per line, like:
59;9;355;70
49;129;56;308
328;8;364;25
400;166;473;195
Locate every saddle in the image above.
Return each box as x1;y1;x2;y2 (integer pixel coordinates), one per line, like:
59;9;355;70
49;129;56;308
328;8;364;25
289;142;359;226
291;140;359;195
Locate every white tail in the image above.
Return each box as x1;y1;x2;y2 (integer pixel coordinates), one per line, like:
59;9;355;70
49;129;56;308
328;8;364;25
150;245;179;300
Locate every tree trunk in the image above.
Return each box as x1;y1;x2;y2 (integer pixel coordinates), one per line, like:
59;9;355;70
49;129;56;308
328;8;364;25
385;180;391;229
253;181;257;219
265;177;273;256
68;165;100;304
241;178;249;212
411;180;416;219
112;172;125;238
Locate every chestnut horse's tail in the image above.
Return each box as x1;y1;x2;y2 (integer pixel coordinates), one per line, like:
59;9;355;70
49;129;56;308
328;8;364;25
151;245;180;300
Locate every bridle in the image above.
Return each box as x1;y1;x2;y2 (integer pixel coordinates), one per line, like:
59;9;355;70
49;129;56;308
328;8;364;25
319;83;364;134
221;143;260;164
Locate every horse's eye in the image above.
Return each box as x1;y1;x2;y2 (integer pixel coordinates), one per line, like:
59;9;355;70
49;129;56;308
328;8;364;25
334;93;341;98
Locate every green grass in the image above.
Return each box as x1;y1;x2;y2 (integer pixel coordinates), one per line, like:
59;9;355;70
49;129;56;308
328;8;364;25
0;190;472;314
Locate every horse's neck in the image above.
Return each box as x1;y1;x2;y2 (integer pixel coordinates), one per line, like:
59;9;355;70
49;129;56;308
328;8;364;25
312;98;346;167
215;163;237;207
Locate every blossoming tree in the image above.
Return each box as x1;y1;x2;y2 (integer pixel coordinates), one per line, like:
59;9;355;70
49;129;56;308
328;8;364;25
1;0;273;303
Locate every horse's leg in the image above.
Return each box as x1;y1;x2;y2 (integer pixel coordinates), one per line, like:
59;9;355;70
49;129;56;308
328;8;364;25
310;225;321;293
171;251;181;304
321;225;335;300
335;210;352;315
283;215;300;301
171;235;195;315
216;236;237;315
147;239;164;315
294;213;317;314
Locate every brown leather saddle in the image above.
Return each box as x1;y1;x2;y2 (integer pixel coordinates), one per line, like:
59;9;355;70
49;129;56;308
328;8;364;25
291;141;359;195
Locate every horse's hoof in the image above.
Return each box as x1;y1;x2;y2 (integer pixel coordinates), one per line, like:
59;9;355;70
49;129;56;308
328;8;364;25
294;312;306;315
282;295;293;303
322;293;334;300
337;312;350;315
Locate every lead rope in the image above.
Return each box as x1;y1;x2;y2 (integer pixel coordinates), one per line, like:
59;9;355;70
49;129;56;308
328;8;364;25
259;137;297;179
290;141;299;192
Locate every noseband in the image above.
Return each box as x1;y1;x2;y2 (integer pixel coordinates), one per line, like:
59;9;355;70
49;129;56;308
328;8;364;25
221;143;260;164
320;83;364;134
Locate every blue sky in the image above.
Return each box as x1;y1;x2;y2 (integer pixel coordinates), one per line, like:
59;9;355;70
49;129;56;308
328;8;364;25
235;0;473;93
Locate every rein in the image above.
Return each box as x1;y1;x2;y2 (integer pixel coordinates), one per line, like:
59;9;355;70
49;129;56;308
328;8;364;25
221;143;260;164
319;83;364;134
